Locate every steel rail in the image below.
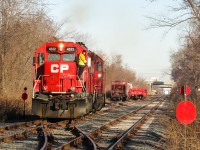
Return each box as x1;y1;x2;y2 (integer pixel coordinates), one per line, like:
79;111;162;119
0;119;47;143
88;100;156;137
54;99;157;150
0;119;46;132
75;126;97;150
0;119;69;149
55;126;97;150
37;125;48;150
108;100;163;150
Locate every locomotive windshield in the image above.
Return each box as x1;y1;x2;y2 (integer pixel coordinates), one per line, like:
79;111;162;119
38;53;44;65
63;54;75;61
48;53;76;61
48;54;60;61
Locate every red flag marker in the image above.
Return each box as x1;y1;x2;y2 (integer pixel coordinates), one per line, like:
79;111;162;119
180;85;191;96
22;93;28;101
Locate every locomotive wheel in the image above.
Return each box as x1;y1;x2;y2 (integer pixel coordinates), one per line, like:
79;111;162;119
111;97;115;101
122;97;127;101
93;96;104;111
92;92;98;112
93;99;103;111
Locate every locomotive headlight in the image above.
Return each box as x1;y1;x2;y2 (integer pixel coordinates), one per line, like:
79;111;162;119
70;86;75;91
70;94;74;98
43;86;47;91
98;74;102;78
59;43;64;52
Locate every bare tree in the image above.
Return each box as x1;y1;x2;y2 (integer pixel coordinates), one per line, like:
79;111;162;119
148;0;200;88
147;1;200;149
104;53;146;91
0;0;58;100
148;0;200;30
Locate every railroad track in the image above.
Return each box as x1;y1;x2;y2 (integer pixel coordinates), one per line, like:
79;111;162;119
0;96;162;149
107;100;162;150
0;99;120;149
52;97;162;149
0;119;71;150
123;101;167;150
0;120;47;143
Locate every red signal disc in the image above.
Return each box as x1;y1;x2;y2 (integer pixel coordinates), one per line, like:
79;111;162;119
22;93;28;101
176;101;196;125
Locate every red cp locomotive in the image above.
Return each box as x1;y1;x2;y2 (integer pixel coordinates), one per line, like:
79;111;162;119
32;41;105;118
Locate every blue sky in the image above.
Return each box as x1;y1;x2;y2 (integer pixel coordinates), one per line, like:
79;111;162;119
47;0;180;81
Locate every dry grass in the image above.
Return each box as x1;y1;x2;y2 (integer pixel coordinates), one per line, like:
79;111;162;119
0;98;31;122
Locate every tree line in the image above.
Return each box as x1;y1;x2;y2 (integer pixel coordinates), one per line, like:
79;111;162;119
0;0;146;117
148;0;200;99
149;0;200;149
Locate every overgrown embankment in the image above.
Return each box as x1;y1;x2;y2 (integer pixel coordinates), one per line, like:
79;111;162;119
164;87;200;149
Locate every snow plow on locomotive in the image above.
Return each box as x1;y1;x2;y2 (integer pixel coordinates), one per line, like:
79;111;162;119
32;41;105;118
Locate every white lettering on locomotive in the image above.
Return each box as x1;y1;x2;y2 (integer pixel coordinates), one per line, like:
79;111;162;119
60;64;69;73
51;64;69;73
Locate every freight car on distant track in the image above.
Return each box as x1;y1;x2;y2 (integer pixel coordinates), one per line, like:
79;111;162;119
110;81;132;101
128;88;147;100
32;41;105;118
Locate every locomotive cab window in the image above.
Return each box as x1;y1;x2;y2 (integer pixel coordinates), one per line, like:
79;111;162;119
96;62;102;72
38;53;44;65
63;54;75;61
48;54;60;61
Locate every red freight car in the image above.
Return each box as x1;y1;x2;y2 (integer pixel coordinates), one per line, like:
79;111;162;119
32;41;105;118
128;88;147;100
110;81;132;101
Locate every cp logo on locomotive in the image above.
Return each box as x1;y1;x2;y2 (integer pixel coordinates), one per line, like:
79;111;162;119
51;64;69;73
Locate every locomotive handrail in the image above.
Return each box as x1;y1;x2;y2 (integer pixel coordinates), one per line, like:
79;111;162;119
33;75;42;98
77;75;86;92
32;75;51;98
